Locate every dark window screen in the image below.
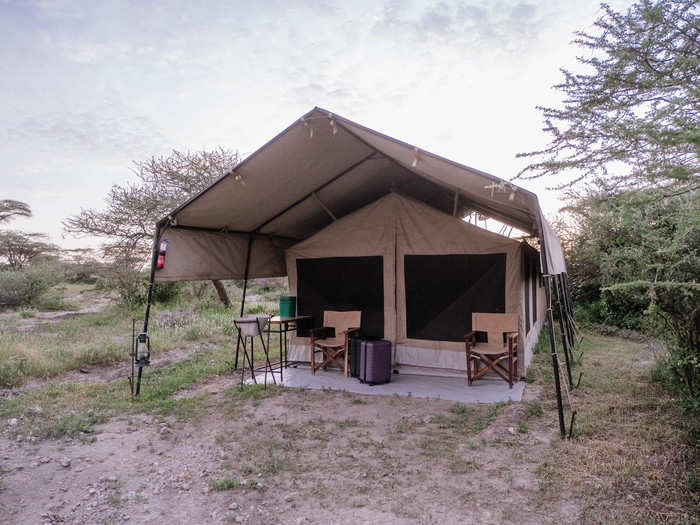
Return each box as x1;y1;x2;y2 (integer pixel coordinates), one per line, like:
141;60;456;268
296;256;384;338
524;254;531;333
404;254;506;342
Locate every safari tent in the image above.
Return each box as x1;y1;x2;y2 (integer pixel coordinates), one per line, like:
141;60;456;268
147;107;567;378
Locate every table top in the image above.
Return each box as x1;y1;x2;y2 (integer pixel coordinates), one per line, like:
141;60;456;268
269;315;313;324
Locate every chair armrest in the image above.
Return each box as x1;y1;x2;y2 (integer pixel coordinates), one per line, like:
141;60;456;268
464;331;476;341
340;327;361;335
505;331;518;340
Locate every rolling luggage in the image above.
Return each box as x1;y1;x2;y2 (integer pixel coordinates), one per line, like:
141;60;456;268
348;337;362;378
359;339;392;385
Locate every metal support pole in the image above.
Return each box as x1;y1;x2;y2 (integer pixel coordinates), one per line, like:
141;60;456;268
562;273;577;340
554;276;573;387
234;234;254;370
135;224;163;396
143;225;163;334
536;213;566;439
545;275;566;439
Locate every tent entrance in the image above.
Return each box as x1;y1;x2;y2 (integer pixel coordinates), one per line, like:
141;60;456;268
296;256;384;338
404;254;506;342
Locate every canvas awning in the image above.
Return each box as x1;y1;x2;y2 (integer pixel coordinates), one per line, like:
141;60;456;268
154;107;566;281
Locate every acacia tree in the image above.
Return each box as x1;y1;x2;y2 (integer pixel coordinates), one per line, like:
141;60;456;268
64;148;240;305
0;231;57;270
519;1;699;399
0;200;32;223
0;200;57;270
517;0;699;191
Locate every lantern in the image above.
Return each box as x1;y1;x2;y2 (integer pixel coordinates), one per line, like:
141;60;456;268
135;332;150;367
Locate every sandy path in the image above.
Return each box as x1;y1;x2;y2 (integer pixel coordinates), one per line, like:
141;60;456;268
0;383;570;525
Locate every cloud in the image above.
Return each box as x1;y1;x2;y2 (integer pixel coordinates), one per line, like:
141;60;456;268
372;0;545;54
2;103;167;160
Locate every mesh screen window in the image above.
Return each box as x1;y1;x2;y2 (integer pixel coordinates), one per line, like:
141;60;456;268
296;256;384;338
404;254;506;341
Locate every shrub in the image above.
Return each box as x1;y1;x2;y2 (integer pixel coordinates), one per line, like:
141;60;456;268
604;281;700;407
149;279;183;305
34;289;74;311
0;265;57;308
573;299;610;326
599;287;649;331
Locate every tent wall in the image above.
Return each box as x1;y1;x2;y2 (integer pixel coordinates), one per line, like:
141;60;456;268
521;246;547;372
393;194;525;373
285;196;397;344
154;227;292;281
286;193;538;375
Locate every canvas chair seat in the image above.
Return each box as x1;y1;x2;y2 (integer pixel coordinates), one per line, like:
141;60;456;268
469;343;511;355
313;337;346;349
310;310;361;377
466;313;520;389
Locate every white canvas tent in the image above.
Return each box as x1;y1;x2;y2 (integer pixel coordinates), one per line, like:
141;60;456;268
285;192;545;375
146;107;567;379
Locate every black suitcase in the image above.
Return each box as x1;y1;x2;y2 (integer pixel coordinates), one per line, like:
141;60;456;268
348;338;362;378
359;339;392;385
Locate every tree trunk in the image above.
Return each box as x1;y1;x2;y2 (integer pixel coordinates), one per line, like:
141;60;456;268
211;280;231;307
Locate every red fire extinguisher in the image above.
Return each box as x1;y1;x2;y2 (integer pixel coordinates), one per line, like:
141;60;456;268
156;239;168;269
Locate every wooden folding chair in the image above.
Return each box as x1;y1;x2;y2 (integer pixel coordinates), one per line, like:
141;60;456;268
465;313;520;388
310;311;361;377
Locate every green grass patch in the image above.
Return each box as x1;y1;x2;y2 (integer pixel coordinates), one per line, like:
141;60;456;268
436;402;503;434
209;478;263;491
209;478;240;491
0;291;288;388
0;343;234;441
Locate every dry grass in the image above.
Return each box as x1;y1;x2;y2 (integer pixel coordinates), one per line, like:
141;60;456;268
0;285;282;388
530;332;699;524
1;290;696;523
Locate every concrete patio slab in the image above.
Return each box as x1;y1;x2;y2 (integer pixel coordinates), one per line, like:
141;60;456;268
254;366;524;403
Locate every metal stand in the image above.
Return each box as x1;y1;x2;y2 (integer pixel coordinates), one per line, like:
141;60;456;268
234;316;275;388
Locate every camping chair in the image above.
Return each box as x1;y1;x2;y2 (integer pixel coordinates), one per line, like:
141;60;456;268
465;313;519;388
310;311;361;377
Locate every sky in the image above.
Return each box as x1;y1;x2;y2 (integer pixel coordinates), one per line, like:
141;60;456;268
1;0;633;249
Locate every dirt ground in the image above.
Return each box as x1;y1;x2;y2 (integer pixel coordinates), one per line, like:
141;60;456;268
0;375;565;525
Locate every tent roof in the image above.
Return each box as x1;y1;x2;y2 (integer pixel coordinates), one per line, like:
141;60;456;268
161;107;565;273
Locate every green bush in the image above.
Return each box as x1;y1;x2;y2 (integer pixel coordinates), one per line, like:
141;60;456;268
33;289;75;311
574;299;610;326
599;288;649;331
605;281;700;418
150;279;183;304
0;265;56;308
